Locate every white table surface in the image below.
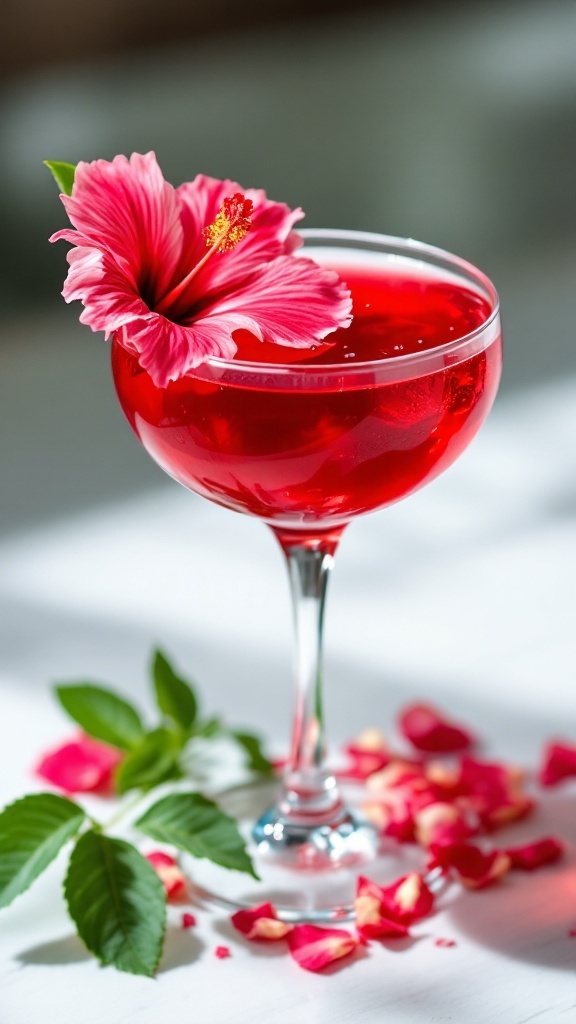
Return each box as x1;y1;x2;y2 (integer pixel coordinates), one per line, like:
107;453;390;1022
1;376;576;1024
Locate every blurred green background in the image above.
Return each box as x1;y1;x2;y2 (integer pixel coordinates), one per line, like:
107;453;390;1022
1;0;575;532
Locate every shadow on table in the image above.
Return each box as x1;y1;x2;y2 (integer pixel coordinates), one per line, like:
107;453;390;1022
446;787;576;973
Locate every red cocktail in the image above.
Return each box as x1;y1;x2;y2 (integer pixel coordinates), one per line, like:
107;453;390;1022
112;231;502;917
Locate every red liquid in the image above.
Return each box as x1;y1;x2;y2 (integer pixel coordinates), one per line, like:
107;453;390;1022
112;257;501;530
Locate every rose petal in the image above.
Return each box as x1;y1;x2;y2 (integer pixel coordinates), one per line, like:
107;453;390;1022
145;851;188;900
35;734;122;794
414;802;474;849
231;902;293;941
181;912;196;929
354;894;409;940
287;924;359;972
215;945;231;959
340;729;391;780
356;872;434;928
539;741;576;787
505;837;564;871
430;842;511;889
399;703;475;754
434;937;457;948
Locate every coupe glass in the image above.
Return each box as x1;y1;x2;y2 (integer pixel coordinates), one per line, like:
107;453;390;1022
112;230;502;920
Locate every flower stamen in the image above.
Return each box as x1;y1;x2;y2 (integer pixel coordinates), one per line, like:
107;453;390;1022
155;193;253;314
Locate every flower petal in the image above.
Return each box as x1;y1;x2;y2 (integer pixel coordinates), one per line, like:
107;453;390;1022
287;924;359;972
196;254;352;348
61;152;182;300
430;842;511;889
539;741;576;786
181;912;197;929
35;734;122;794
504;837;564;871
399;702;475;754
215;945;232;959
231;902;293;941
63;246;152;337
354;873;428;942
340;729;391;780
414;802;474;849
145;851;188;900
117;314;238;387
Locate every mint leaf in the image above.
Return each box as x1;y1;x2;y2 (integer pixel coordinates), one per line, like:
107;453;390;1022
115;728;183;795
136;792;257;878
44;160;76;196
65;830;165;976
152;650;197;731
0;794;85;909
230;730;274;777
56;684;144;751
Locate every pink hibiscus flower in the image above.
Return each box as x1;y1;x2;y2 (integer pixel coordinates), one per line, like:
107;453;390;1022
50;152;352;386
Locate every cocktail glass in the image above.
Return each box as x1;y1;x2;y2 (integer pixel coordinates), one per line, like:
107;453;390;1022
112;230;501;919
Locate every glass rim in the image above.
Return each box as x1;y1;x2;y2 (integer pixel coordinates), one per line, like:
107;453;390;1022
202;228;501;379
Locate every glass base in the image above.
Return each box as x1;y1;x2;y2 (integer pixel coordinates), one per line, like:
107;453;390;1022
187;780;427;923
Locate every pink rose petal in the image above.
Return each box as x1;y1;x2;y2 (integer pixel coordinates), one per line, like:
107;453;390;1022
35;734;122;794
215;945;231;959
287;924;359;972
231;902;293;941
145;851;187;901
399;703;475;754
504;837;564;871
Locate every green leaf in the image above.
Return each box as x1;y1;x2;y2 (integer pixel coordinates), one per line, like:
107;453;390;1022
136;792;258;878
230;730;274;777
152;650;197;731
0;794;85;909
115;728;183;795
44;160;76;196
56;683;144;751
65;830;165;977
192;715;221;739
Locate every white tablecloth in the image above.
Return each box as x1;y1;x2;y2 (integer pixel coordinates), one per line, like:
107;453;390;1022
1;376;576;1023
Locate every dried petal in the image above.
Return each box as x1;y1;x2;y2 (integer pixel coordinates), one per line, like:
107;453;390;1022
231;902;293;941
287;924;359;972
145;851;187;901
505;837;564;871
430;842;510;890
35;734;122;794
399;703;475;754
539;741;576;787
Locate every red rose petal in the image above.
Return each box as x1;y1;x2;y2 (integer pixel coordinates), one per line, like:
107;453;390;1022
399;703;475;754
430;842;510;889
455;757;533;831
181;912;196;929
505;837;564;871
539;742;576;787
414;802;473;850
434;937;456;948
145;851;187;901
215;945;231;959
35;734;122;794
287;924;359;972
340;729;391;780
231;902;293;941
356;872;434;936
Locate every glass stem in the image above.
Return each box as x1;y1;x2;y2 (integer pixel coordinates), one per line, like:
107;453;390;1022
274;530;344;824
